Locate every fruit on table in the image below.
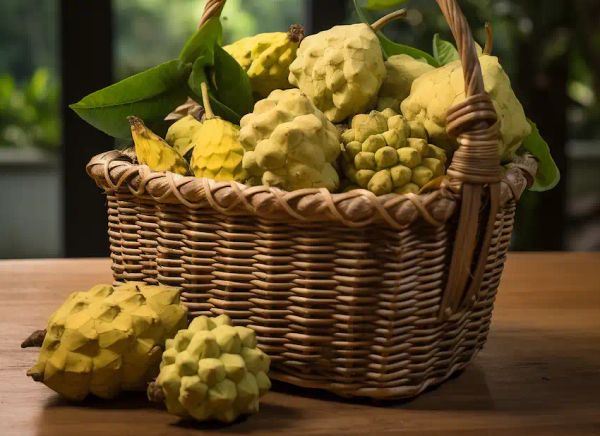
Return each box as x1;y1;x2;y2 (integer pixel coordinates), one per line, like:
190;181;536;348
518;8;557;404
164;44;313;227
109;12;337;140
129;116;190;175
189;83;247;182
239;88;341;191
401;55;531;162
376;54;435;112
288;23;386;123
25;283;188;401
166;115;204;160
340;109;447;195
224;24;305;99
148;314;271;423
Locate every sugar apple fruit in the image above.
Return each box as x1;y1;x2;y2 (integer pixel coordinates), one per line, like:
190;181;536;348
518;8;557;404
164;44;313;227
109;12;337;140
288;23;386;123
401;55;531;162
26;283;188;401
189;83;247;182
239;89;341;191
340;109;447;195
376;54;435;112
150;315;271;423
166;115;203;160
224;25;305;99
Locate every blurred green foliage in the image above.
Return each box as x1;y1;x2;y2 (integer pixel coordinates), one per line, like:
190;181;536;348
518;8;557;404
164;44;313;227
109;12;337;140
0;69;60;151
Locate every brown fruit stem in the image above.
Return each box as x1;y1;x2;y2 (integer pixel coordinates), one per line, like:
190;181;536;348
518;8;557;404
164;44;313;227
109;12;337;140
21;329;46;348
288;24;305;43
483;22;494;55
147;381;166;403
371;9;407;32
200;82;216;120
27;367;44;382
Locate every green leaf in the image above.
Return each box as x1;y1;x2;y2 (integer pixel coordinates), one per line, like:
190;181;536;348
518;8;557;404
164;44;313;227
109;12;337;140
70;60;191;139
353;0;439;66
211;45;254;118
187;56;242;124
432;34;459;65
523;120;560;192
179;17;222;64
366;0;407;10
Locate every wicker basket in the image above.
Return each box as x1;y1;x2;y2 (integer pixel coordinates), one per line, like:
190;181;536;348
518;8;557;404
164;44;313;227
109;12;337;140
87;0;538;400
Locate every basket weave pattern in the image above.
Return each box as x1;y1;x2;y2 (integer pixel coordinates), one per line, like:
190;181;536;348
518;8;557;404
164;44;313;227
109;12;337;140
86;0;538;399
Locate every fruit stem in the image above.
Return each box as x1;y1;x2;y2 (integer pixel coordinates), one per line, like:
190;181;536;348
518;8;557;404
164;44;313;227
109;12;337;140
21;329;46;348
483;22;494;55
371;9;407;32
200;82;215;120
288;24;305;44
147;381;166;403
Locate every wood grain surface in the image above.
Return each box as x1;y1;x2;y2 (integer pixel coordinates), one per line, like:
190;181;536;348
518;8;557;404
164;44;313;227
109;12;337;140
1;253;599;435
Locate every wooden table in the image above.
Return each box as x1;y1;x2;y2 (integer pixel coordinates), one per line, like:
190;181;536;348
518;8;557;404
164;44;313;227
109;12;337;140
1;253;599;435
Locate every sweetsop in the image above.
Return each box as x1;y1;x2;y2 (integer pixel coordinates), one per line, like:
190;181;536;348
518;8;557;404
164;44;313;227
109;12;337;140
189;83;247;182
401;55;531;162
288;23;386;123
239;89;341;191
340;109;447;195
150;315;271;423
26;283;188;401
166;115;203;160
376;54;435;112
224;25;305;99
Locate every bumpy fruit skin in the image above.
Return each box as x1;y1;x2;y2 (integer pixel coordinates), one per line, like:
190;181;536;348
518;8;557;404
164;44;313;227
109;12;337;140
401;55;531;161
190;118;247;182
224;25;304;99
155;315;271;423
166;115;203;159
376;54;435;112
239;89;341;191
289;23;386;123
27;283;188;401
340;109;447;196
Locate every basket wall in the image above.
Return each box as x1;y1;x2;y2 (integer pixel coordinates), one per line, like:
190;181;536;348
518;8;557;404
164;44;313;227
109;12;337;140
106;187;516;399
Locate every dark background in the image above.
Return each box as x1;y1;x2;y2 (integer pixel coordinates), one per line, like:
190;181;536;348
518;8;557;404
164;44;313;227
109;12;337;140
1;0;599;258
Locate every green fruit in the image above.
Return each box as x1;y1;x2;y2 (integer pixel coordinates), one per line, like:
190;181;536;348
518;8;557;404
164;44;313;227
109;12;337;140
401;55;531;161
340;111;447;195
376;54;435;112
152;315;271;423
239;89;341;191
27;283;188;401
289;23;386;122
224;25;305;99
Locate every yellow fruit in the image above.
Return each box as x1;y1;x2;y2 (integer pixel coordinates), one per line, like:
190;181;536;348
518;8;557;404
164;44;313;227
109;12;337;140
224;25;305;99
129;116;190;175
401;55;531;161
190;83;247;182
376;54;435;112
27;283;188;401
289;23;386;122
166;115;203;159
239;89;341;191
150;315;270;423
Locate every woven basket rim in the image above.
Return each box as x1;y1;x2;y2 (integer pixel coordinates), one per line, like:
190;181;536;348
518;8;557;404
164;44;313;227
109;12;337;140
87;150;536;229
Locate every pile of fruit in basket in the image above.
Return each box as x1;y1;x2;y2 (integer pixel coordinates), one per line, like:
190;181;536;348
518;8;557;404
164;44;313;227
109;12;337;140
70;3;559;195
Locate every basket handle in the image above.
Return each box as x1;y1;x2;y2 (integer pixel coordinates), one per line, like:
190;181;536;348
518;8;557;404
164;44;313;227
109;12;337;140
198;0;501;321
199;0;226;28
433;0;502;321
